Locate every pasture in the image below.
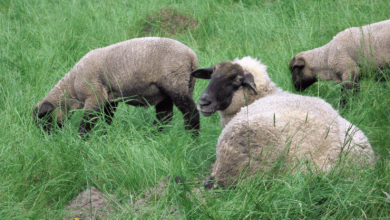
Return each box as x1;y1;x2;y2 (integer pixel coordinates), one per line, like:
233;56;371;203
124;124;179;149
1;0;389;219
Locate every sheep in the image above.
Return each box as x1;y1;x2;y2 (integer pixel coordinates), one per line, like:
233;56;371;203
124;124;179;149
289;19;390;107
33;37;200;136
191;56;375;188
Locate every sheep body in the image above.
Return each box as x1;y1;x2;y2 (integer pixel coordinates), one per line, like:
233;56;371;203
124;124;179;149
289;19;390;105
33;37;200;135
194;56;374;187
213;91;374;186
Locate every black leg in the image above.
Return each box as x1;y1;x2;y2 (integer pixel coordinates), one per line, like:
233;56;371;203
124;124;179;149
340;69;361;108
153;96;174;131
203;175;214;189
170;95;200;135
340;81;360;108
340;84;350;108
79;107;100;137
103;102;118;125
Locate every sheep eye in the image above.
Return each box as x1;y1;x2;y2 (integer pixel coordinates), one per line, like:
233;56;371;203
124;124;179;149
230;77;243;87
234;77;243;83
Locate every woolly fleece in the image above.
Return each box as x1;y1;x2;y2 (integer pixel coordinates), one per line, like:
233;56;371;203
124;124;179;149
291;19;390;87
33;37;199;133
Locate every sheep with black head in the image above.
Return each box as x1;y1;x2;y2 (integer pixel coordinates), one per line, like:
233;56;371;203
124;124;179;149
192;56;375;188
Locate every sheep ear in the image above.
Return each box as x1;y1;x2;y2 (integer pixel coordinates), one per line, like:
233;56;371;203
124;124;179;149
243;72;258;95
190;67;214;79
33;102;54;118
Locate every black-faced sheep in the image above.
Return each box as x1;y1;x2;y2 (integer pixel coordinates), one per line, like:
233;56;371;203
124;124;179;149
33;37;200;136
289;19;390;107
192;56;375;188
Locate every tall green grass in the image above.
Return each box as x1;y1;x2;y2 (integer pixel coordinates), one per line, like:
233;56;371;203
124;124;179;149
1;0;389;219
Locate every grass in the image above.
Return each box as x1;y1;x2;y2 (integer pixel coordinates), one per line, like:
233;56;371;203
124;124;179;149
1;0;390;219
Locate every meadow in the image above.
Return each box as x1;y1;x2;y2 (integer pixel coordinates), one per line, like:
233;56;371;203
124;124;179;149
1;0;389;219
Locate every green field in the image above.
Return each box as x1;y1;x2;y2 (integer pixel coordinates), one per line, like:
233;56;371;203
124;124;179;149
1;0;389;219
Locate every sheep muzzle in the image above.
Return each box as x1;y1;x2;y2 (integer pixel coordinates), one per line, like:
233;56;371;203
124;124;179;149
197;93;217;116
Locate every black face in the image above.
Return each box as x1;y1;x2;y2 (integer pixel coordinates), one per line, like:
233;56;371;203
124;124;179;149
292;73;318;92
289;56;317;92
32;102;56;133
191;62;257;116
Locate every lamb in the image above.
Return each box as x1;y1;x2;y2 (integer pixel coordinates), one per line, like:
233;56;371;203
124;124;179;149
289;19;390;107
33;37;200;136
191;56;375;188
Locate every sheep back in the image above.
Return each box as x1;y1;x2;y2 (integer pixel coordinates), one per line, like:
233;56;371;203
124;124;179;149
327;19;390;75
70;37;197;105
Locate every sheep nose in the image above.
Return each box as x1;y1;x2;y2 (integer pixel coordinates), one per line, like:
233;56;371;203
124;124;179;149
198;94;212;107
198;98;212;107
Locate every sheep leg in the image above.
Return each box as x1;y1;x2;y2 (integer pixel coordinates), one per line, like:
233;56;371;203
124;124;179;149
79;108;100;137
340;68;361;108
78;99;105;137
341;82;360;108
103;101;118;125
340;83;352;108
170;94;200;135
153;96;173;131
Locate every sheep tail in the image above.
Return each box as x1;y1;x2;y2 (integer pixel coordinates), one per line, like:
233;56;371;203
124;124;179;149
188;52;199;95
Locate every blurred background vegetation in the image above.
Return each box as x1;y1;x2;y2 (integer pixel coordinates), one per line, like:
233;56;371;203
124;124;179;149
0;0;389;218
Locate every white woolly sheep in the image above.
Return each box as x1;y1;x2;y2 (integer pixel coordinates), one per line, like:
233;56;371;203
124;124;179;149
33;37;200;136
289;19;390;107
191;56;375;188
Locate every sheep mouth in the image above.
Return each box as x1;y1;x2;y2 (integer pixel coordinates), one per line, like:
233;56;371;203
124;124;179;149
294;77;318;92
200;111;215;117
294;83;305;92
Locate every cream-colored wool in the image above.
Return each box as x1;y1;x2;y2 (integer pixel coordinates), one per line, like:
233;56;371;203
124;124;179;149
290;19;390;87
33;37;199;132
209;57;375;187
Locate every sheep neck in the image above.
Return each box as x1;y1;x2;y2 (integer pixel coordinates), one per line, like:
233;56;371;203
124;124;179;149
304;45;333;80
218;111;236;128
44;72;77;108
218;86;279;128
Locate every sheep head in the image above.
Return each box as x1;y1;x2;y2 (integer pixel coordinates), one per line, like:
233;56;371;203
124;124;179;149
32;102;63;133
289;55;318;92
191;61;257;117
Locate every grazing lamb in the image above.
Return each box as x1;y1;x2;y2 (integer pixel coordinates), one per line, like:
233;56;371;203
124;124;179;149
191;56;375;188
33;37;200;136
289;19;390;107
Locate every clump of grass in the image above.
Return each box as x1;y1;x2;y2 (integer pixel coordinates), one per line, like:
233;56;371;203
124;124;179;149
140;7;198;37
1;0;390;218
